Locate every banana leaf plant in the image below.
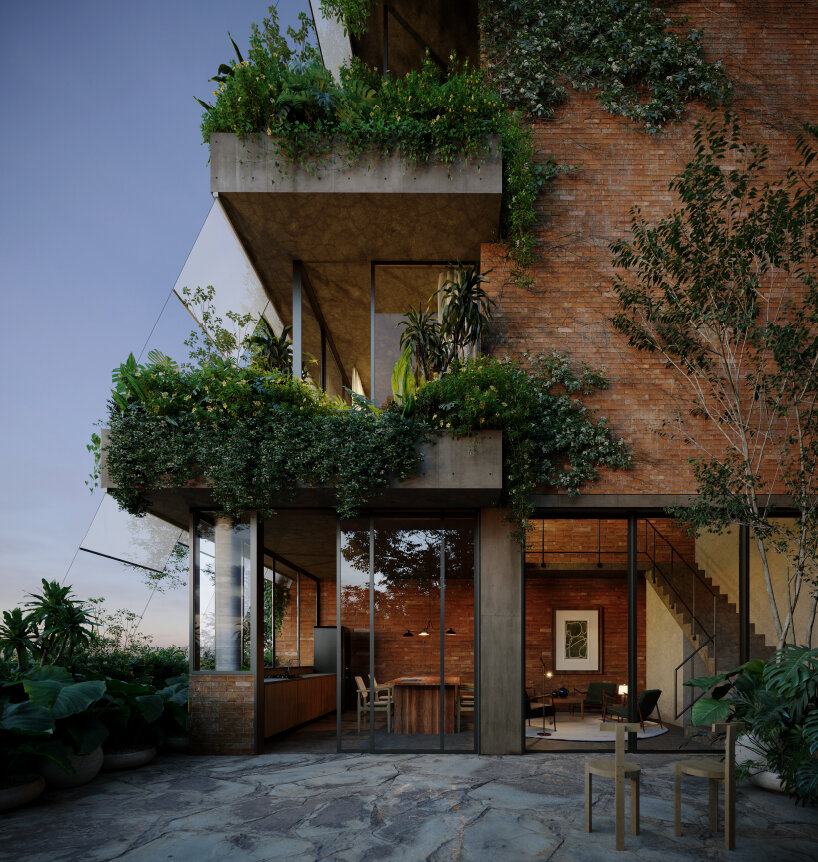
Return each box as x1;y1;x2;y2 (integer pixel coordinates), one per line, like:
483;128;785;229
0;698;55;782
686;645;818;805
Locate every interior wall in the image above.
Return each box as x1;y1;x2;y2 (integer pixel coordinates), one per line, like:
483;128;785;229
645;578;685;727
696;522;817;648
335;579;476;683
525;574;646;698
525;518;694;567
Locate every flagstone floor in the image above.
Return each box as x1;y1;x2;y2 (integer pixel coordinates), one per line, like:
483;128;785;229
2;749;817;861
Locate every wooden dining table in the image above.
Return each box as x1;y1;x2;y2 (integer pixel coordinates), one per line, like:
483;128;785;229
386;676;461;734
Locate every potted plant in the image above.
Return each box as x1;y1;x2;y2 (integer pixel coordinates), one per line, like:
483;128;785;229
687;644;818;804
20;665;108;789
98;678;163;770
0;699;53;811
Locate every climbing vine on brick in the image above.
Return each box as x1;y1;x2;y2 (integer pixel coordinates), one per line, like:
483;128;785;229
480;0;730;133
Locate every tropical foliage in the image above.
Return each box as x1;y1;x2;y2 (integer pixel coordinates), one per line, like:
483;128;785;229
687;645;818;805
611;113;818;647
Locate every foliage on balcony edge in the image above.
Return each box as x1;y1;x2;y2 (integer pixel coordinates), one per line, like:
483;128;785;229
321;0;730;134
198;8;551;282
99;350;630;542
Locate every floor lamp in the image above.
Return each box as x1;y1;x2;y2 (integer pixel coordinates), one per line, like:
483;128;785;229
537;656;554;737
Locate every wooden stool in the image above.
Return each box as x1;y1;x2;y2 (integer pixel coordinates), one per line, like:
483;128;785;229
674;722;745;851
585;721;642;851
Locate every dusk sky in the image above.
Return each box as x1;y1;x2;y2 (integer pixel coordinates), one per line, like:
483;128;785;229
0;1;309;643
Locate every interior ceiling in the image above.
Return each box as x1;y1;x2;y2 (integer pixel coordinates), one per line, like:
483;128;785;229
302;262;456;393
351;0;479;77
264;509;338;581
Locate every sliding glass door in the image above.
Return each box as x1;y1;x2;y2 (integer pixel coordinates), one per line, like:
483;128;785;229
338;515;476;753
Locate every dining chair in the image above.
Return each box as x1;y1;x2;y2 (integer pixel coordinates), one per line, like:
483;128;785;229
456;684;475;732
674;722;745;851
585;721;642;851
355;675;392;733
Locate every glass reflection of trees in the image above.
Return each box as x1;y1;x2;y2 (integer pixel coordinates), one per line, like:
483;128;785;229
341;526;473;624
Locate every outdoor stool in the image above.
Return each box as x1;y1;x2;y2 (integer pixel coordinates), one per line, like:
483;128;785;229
585;721;642;851
674;722;745;851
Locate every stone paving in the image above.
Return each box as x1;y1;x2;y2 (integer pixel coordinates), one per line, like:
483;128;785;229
2;751;817;861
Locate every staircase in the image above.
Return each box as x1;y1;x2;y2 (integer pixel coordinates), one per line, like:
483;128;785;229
642;520;773;717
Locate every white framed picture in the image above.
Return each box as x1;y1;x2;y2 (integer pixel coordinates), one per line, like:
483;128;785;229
553;608;602;672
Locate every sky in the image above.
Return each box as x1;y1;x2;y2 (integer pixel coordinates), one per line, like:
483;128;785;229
0;1;309;644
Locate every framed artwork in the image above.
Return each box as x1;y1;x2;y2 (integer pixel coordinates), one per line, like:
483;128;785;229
553;608;602;672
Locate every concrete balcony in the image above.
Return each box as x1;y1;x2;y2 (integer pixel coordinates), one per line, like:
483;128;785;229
209;133;502;396
100;429;503;528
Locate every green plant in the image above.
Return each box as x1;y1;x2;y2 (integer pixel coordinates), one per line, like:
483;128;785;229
157;675;189;736
199;9;551;283
18;665;108;771
611;113;818;647
412;354;631;539
0;698;56;782
0;608;38;674
98;679;164;752
396;264;495;390
24;580;98;666
481;0;730;133
248;318;294;374
319;0;373;37
687;645;818;805
100;352;425;521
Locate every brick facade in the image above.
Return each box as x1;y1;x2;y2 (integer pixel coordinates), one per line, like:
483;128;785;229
189;673;256;755
481;1;818;497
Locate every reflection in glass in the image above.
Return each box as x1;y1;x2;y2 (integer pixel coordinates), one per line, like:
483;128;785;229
340;518;371;751
339;516;476;753
194;513;251;672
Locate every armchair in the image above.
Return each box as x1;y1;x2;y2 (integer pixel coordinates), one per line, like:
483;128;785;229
575;682;617;713
602;688;663;731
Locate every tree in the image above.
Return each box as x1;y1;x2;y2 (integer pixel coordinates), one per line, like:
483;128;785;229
25;579;98;665
0;608;38;673
611;112;818;648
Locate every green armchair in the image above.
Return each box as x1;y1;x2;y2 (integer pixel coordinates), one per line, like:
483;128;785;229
575;682;617;713
603;688;663;731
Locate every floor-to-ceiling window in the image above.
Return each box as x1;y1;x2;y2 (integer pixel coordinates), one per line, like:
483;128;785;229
339;514;477;753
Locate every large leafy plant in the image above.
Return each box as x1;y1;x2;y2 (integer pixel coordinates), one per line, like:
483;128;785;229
687;645;818;805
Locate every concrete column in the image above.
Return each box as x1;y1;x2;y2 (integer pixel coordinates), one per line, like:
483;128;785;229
214;516;243;671
479;508;523;754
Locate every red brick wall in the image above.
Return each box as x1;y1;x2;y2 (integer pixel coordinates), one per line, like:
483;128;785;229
525;575;646;698
525;518;694;566
481;1;818;497
338;579;476;683
189;673;256;755
276;577;318;666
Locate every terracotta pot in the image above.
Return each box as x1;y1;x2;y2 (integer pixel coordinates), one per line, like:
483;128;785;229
0;774;46;812
102;747;157;771
38;746;104;789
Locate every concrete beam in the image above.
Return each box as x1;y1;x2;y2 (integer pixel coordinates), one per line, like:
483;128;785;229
479;508;523;754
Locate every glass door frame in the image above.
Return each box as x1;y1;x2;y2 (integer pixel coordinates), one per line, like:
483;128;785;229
336;510;480;754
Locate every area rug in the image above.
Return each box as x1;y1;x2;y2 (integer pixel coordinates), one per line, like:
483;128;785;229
525;717;668;742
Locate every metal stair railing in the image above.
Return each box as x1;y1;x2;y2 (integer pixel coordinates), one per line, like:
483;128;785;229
642;520;718;719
